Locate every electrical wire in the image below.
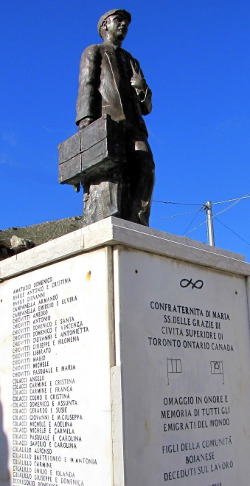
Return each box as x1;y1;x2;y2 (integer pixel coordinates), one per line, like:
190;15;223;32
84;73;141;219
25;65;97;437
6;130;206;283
213;192;250;205
183;207;204;236
152;192;250;244
185;217;207;236
214;217;250;246
153;192;250;207
210;197;245;219
184;197;249;240
184;200;241;236
151;209;199;222
153;200;202;206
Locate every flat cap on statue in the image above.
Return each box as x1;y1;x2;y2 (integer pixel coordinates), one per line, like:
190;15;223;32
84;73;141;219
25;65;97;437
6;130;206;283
97;9;131;35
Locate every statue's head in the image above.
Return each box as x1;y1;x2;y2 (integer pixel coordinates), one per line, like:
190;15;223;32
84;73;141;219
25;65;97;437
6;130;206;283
98;9;131;43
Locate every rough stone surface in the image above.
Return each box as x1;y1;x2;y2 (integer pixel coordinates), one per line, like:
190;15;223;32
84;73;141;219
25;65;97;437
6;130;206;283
0;216;84;249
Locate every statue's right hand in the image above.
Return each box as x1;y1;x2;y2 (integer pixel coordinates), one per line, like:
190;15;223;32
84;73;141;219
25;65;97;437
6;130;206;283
78;117;94;130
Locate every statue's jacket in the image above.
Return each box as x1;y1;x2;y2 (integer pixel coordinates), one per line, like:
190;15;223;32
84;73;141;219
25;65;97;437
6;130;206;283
76;42;152;136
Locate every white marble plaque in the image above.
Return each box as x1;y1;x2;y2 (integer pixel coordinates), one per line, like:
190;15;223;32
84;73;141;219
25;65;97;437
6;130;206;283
114;247;250;486
0;279;13;486
1;247;114;486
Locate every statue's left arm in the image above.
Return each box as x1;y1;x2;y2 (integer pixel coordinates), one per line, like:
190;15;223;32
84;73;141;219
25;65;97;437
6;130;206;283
130;58;152;115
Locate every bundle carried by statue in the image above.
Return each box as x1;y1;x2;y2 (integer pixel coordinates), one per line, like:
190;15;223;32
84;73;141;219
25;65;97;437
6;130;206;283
58;114;125;187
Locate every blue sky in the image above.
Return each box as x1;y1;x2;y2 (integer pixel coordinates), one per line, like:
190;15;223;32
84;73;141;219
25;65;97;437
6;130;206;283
1;1;250;260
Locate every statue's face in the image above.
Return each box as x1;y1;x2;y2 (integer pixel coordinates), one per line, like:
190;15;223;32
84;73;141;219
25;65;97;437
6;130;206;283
105;14;129;41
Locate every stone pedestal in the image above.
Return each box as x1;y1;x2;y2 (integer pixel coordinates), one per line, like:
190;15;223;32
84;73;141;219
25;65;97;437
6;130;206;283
1;217;250;485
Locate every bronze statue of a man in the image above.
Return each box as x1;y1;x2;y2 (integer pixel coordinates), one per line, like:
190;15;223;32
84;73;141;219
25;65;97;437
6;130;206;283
75;9;155;225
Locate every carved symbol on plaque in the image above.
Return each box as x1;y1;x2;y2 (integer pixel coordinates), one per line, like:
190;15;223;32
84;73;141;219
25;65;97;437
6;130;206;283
180;278;204;290
167;358;182;385
210;360;224;384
